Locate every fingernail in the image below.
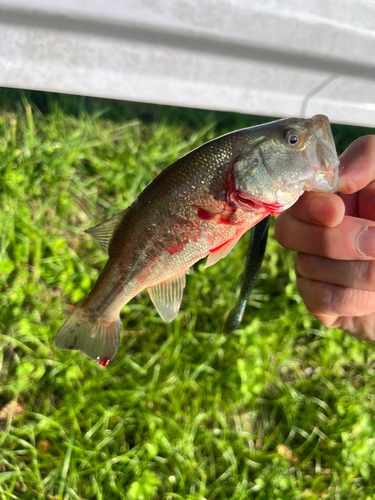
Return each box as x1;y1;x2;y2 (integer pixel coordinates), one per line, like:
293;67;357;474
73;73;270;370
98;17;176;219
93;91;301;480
357;227;375;257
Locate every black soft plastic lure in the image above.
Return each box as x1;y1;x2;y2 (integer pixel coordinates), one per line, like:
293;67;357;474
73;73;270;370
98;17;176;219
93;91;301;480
224;215;270;334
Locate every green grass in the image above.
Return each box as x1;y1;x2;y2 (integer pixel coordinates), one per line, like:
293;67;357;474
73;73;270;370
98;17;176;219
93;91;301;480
1;89;375;500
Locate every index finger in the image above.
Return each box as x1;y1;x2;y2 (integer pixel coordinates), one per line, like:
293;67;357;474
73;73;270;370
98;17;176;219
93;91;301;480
339;135;375;195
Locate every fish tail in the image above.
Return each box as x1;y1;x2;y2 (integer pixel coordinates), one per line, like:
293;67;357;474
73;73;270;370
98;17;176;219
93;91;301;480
54;304;121;366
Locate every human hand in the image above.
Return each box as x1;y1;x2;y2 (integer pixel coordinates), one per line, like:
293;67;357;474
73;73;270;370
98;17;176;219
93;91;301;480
274;136;375;342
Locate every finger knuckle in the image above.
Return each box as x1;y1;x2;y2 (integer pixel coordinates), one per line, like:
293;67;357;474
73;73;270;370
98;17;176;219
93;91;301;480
360;261;375;290
296;276;336;314
317;283;341;313
318;226;336;258
332;287;375;317
356;288;375;312
296;253;320;279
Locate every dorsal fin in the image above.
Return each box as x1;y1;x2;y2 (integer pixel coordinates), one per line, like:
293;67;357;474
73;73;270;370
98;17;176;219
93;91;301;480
84;209;127;253
147;271;187;322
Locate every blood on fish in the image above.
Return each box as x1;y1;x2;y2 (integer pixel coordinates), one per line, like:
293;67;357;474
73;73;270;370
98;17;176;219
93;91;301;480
196;207;237;225
217;214;236;225
166;220;201;255
230;192;258;210
209;240;232;254
197;208;217;221
262;202;284;215
166;242;186;255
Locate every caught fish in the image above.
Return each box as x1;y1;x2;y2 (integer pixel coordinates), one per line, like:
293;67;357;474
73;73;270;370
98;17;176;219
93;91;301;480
224;214;270;335
55;114;339;365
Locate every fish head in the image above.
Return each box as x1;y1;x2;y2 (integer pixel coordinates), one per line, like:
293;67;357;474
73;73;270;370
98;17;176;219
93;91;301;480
231;114;339;214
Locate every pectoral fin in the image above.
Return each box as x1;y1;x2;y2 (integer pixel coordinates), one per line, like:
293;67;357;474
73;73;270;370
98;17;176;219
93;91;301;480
204;236;241;268
147;272;187;322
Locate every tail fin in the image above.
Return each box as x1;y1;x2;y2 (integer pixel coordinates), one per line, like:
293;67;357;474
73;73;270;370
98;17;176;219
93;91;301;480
54;306;121;366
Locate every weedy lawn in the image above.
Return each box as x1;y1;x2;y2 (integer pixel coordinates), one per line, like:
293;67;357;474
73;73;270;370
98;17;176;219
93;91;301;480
1;89;375;500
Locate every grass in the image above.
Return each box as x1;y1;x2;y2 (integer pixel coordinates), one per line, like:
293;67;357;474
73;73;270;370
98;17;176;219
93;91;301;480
1;88;375;499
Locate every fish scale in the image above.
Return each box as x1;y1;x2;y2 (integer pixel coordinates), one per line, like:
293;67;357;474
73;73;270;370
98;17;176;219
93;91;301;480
55;115;339;365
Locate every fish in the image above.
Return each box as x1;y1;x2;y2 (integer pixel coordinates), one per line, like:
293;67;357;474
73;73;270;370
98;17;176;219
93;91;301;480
55;114;339;366
224;214;270;335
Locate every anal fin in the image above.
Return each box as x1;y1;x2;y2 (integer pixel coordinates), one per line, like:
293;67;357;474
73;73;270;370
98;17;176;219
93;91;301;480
205;236;241;268
147;272;187;322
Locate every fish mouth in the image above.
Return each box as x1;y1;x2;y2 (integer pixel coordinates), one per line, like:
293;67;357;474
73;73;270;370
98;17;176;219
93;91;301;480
308;115;340;193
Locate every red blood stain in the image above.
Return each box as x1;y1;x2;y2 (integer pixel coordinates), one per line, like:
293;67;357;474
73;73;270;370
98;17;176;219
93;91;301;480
230;191;259;210
166;241;186;255
196;206;237;225
99;357;110;367
209;240;232;254
217;214;236;225
223;157;238;197
197;208;217;221
231;191;284;216
262;202;283;215
165;219;201;255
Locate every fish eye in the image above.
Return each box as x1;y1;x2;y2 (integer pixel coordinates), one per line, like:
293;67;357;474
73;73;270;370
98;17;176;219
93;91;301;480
283;129;300;147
